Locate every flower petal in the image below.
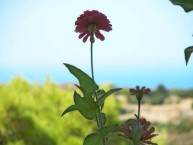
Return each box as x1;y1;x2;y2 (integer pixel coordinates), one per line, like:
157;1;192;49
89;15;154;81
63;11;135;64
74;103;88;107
79;32;87;39
95;31;105;41
83;33;90;42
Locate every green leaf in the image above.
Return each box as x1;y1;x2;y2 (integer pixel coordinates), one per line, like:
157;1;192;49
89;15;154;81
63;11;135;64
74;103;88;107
170;0;193;12
83;133;103;145
131;125;143;145
61;105;77;117
185;46;193;65
94;113;107;126
124;119;136;124
74;91;98;120
75;84;91;98
98;88;122;109
64;63;99;94
98;124;119;137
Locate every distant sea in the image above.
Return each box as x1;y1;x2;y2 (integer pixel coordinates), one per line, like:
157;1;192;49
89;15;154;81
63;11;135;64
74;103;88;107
1;67;193;89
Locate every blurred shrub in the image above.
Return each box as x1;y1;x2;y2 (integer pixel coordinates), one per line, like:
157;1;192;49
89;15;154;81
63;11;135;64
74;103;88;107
154;118;193;133
0;77;125;145
1;78;192;145
192;102;193;109
145;84;169;104
169;89;193;98
153;118;193;145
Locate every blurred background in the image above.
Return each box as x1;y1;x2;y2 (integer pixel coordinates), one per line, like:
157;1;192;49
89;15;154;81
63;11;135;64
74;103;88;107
0;0;193;145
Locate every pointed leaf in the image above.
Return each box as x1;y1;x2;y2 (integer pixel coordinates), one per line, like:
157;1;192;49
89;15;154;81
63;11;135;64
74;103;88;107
170;0;193;12
185;46;193;65
74;91;97;120
98;88;122;109
83;133;103;145
75;84;91;98
64;63;99;94
61;105;77;117
98;124;119;137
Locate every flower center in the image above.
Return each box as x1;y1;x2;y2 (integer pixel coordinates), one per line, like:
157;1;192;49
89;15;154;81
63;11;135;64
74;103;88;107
136;91;143;101
88;24;98;33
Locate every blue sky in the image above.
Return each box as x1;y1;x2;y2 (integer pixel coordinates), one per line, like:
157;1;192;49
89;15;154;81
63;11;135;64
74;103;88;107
0;0;193;89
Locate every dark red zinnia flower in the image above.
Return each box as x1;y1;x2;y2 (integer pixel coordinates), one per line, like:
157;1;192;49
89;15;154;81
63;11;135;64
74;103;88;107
120;118;158;145
130;86;151;101
75;10;112;43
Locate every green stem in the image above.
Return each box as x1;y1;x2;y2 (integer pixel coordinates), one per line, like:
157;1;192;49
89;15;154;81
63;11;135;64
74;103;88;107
90;41;94;80
94;114;100;129
90;36;106;145
137;100;141;125
90;40;103;129
90;40;100;128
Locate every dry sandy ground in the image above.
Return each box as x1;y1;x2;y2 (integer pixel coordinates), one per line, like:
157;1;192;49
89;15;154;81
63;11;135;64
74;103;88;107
118;95;193;123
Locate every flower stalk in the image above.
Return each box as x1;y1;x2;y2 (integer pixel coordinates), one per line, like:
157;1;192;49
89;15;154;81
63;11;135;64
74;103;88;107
90;35;95;80
137;99;141;123
90;40;103;128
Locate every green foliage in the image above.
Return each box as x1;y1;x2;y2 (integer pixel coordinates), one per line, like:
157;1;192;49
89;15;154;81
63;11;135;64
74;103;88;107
98;124;119;137
184;46;193;65
170;0;193;65
131;125;143;145
63;64;121;118
83;133;103;145
62;63;123;145
98;88;122;111
61;105;77;117
0;77;122;145
64;63;99;94
73;91;98;120
108;134;133;145
170;0;193;12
